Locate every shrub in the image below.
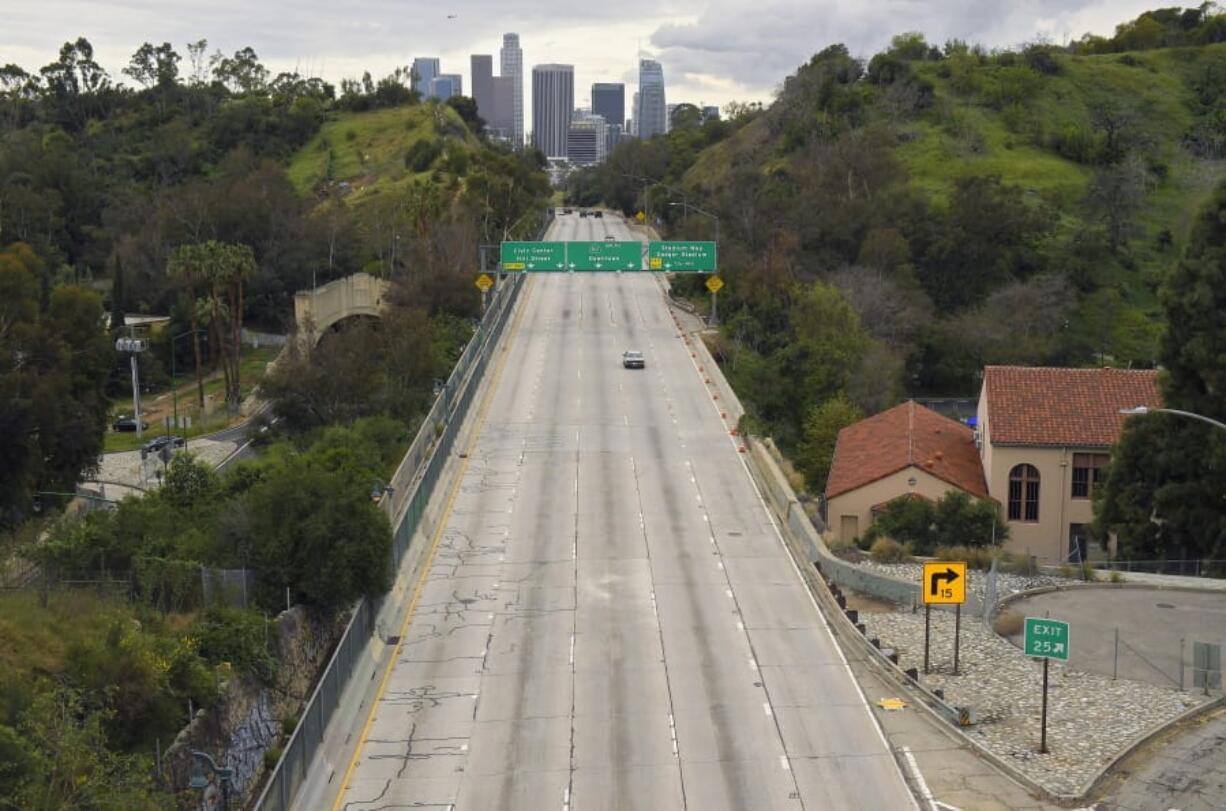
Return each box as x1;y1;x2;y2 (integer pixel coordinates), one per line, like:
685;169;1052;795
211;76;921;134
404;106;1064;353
1058;563;1077;579
993;609;1024;636
933;544;994;570
1109;569;1125;583
194;607;277;683
263;745;284;771
999;552;1038;576
405;138;442;172
869;537;912;564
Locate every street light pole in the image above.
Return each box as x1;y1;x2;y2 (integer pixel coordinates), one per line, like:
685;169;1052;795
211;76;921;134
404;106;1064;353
1120;406;1226;433
171;329;207;449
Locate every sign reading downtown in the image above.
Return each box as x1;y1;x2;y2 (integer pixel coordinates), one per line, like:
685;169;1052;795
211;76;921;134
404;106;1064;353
500;241;717;272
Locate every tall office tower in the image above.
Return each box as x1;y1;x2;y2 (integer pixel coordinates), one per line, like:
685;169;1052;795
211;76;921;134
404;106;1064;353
500;33;524;146
471;55;494;119
567;111;608;165
630;90;639;136
665;103;678;132
636;59;666;139
531;64;574;158
591;82;625;129
487;76;515;139
411;57;440;97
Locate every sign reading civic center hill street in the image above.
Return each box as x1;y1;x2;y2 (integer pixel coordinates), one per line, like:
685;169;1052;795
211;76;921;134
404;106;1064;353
921;561;967;605
501;241;566;271
648;241;717;272
1024;617;1071;661
566;241;642;271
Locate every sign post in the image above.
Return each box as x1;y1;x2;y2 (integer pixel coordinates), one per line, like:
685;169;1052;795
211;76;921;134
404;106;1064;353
921;561;967;675
475;273;494;312
1024;617;1070;754
705;276;724;325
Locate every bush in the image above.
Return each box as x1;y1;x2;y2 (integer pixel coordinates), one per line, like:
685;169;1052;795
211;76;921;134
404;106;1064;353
1109;569;1126;583
194;607;277;683
999;552;1038;576
405;138;443;172
993;609;1024;636
933;544;995;570
869;537;912;563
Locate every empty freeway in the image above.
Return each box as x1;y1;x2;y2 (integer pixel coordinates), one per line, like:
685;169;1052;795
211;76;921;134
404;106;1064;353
323;212;918;810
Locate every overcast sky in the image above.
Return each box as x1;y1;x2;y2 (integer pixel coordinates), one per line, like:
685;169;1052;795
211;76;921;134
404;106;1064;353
8;0;1157;122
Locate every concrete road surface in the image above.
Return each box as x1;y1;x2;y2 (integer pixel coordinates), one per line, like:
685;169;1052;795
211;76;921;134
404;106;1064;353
328;212;917;810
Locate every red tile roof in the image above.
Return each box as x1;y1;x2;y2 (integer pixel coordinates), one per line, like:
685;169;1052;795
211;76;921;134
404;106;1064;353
983;366;1161;447
825;401;989;500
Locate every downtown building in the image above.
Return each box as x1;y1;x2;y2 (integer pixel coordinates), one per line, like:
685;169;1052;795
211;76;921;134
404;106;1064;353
472;52;517;142
567;111;608;165
500;34;524;146
592;82;625;153
430;73;462;100
636;59;666;140
411;57;439;98
532;64;574;159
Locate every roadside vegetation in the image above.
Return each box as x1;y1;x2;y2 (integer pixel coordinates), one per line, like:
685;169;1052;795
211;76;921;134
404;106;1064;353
0;36;551;805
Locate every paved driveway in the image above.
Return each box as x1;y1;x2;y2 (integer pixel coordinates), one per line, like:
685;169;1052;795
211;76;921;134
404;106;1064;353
1096;705;1226;811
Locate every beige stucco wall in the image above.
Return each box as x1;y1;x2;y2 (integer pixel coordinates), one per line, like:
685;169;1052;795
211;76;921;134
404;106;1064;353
826;466;966;545
983;444;1103;563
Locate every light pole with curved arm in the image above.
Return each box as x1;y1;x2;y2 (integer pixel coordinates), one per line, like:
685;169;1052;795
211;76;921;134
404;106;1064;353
1119;406;1226;433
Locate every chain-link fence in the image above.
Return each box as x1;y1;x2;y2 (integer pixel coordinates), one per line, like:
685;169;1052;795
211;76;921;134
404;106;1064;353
1090;559;1226;578
201;567;258;609
254;266;526;811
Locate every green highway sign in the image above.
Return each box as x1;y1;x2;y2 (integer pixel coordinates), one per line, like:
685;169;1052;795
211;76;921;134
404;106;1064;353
566;241;643;271
501;241;566;271
1024;617;1070;662
648;241;718;272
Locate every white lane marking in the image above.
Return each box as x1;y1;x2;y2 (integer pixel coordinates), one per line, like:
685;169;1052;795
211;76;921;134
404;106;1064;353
569;633;575;666
677;325;924;808
763;702;773;717
736;620;744;631
748;657;759;671
902;747;938;810
780;755;791;771
717;561;725;570
725;589;734;598
562;785;571;811
669;713;678;756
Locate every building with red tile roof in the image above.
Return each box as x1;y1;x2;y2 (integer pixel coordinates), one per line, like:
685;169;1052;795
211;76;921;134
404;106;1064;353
976;366;1161;562
824;401;989;544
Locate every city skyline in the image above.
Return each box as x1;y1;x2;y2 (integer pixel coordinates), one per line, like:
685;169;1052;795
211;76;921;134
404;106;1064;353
6;1;1165;138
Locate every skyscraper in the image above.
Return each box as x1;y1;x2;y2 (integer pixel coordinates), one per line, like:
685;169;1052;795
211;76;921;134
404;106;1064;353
567;111;608;165
411;57;439;98
592;83;625;129
430;74;461;101
500;34;524;146
636;59;666;140
531;64;574;159
487;76;515;140
471;55;494;119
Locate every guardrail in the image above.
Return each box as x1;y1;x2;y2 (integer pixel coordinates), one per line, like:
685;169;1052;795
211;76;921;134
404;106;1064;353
253;270;526;811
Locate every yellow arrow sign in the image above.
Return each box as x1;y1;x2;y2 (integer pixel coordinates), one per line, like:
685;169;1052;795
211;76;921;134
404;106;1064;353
475;273;494;292
705;276;724;293
922;561;967;605
635;211;646;223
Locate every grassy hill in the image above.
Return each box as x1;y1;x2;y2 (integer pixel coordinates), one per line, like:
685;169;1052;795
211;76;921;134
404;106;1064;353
287;101;481;207
682;42;1226;315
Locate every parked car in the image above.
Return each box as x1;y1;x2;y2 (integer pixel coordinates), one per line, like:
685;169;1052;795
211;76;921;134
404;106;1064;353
579;210;588;218
592;210;604;218
562;207;573;214
142;435;185;455
605;235;616;241
622;350;646;369
112;414;149;432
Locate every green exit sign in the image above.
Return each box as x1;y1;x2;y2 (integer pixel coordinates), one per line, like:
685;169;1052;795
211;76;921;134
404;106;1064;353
501;241;566;271
567;241;642;271
1024;617;1070;661
648;241;717;272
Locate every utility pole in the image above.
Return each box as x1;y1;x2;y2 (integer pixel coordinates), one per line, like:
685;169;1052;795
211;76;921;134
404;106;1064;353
115;336;147;439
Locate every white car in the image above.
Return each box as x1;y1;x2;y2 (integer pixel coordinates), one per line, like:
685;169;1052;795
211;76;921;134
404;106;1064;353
622;350;645;369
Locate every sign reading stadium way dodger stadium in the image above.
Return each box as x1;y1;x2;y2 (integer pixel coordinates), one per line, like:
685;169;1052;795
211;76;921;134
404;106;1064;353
500;241;717;272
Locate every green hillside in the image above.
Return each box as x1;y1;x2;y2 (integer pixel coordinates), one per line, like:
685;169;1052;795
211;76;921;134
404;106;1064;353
287;101;482;204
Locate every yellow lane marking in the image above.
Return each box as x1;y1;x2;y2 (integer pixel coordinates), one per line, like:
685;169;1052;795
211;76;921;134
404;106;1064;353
330;276;535;811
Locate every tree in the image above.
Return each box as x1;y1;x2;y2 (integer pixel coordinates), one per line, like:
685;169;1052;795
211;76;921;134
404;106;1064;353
1097;182;1226;564
446;95;485;134
868;490;1005;554
796;396;863;492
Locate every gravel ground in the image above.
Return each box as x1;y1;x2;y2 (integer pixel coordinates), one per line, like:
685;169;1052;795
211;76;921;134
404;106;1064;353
94;438;237;491
860;608;1209;796
857;560;1075;604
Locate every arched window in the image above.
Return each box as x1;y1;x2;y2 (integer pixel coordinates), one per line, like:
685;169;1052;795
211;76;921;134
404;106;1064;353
1008;464;1040;522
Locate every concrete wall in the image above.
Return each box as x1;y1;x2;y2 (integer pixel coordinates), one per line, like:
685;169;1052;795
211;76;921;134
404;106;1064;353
293;273;390;347
826;467;967;545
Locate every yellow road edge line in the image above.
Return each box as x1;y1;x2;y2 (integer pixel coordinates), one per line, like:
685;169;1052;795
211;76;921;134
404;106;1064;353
329;275;535;811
